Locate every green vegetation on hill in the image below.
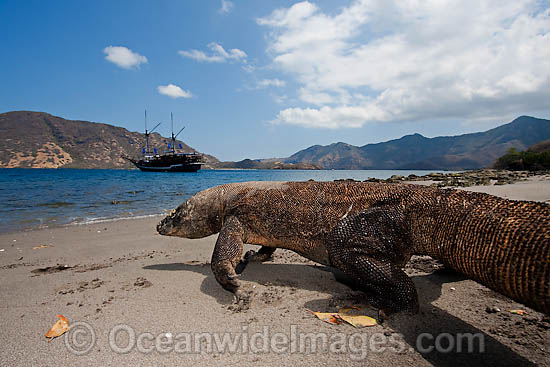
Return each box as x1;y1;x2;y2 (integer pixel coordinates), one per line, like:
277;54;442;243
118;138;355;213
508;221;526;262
494;141;550;171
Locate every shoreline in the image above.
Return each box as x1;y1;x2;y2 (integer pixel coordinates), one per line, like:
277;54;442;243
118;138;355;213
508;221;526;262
2;173;548;238
0;175;548;366
0;213;167;237
2;170;548;236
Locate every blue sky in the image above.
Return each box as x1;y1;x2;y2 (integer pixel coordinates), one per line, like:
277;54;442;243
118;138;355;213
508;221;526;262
1;0;549;161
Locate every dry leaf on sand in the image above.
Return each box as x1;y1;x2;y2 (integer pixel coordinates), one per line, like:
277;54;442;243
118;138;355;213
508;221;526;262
45;315;70;341
509;309;528;315
33;244;50;250
308;306;378;327
338;314;378;327
338;306;378;327
307;310;344;325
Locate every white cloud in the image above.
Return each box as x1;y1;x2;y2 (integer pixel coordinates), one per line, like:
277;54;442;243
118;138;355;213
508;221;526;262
277;105;381;128
258;0;550;128
273;94;289;104
257;78;286;88
242;64;256;73
178;42;247;63
103;46;147;69
219;0;234;14
157;84;193;99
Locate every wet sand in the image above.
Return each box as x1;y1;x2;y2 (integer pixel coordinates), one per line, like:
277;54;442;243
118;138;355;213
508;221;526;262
0;177;548;366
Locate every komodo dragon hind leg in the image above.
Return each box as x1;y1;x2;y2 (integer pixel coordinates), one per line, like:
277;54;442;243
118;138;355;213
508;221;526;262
245;246;276;262
327;208;419;320
211;216;251;305
236;246;276;274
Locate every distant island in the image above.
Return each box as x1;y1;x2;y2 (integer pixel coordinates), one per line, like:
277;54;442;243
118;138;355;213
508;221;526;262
0;111;219;169
209;115;550;170
1;111;549;170
276;116;550;170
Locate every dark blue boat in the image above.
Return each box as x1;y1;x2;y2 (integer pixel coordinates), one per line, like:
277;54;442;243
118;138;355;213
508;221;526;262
123;111;204;172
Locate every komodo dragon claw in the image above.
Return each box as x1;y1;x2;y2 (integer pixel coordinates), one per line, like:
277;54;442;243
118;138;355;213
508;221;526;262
377;309;388;324
243;250;257;263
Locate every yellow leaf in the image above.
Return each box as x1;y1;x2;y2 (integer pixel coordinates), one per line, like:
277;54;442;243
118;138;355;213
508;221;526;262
338;314;378;327
33;244;50;250
509;309;528;315
307;310;343;325
45;315;70;341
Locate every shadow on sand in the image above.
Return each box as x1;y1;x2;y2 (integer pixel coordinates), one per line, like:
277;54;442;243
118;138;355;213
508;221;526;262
144;262;531;367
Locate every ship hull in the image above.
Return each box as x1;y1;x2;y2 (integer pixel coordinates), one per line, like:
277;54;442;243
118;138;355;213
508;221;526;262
123;155;203;173
133;162;202;172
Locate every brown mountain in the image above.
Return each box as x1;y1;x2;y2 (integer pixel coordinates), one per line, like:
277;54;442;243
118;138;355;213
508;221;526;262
283;116;550;170
0;111;218;169
215;158;320;170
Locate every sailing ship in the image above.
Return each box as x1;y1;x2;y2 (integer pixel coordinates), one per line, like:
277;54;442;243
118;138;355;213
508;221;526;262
124;112;204;172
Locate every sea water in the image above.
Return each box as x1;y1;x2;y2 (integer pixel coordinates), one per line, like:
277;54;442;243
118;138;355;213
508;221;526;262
0;168;444;233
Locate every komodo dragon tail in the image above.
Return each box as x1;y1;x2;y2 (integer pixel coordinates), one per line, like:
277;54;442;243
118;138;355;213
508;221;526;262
417;193;550;315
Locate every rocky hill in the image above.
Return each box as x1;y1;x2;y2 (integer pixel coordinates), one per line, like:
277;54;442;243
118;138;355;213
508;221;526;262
283;116;550;170
3;112;549;171
215;158;319;170
0;111;218;169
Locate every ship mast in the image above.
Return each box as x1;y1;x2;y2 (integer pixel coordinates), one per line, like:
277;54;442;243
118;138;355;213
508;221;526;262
171;112;175;154
143;109;161;156
170;112;186;155
144;110;149;155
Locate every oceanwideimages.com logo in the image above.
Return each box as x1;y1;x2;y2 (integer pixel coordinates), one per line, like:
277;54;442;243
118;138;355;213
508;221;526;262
63;321;485;360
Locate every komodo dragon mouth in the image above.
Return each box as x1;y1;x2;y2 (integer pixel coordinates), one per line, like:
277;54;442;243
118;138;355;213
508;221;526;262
157;209;178;236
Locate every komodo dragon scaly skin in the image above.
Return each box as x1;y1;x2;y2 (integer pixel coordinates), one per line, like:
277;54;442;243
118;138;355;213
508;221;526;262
157;181;550;316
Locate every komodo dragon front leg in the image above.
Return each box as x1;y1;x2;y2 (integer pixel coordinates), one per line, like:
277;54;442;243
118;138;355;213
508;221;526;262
328;207;419;319
211;216;252;304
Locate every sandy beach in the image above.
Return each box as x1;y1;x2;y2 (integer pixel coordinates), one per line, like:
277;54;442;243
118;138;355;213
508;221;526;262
0;177;549;366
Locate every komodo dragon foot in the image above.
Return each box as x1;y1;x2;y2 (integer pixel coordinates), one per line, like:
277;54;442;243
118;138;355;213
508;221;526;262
211;216;262;309
236;246;276;274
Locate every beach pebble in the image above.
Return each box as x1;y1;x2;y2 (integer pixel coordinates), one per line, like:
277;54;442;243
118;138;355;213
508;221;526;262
450;287;456;291
486;306;501;313
0;249;4;252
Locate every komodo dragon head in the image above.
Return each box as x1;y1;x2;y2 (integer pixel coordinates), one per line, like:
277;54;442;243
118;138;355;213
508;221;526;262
157;187;223;239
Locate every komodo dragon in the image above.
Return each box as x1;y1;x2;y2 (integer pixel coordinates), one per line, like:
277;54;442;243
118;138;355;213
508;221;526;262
157;181;550;317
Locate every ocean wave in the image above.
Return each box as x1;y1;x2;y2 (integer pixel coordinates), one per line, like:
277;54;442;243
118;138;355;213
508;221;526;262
68;213;168;227
37;201;75;208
